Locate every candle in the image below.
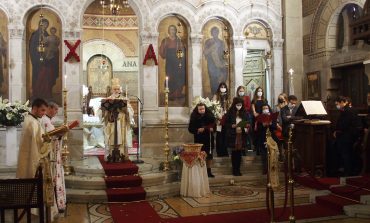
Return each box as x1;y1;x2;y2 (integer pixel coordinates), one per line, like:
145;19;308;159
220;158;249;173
165;76;169;89
125;84;128;98
288;68;294;76
64;74;67;89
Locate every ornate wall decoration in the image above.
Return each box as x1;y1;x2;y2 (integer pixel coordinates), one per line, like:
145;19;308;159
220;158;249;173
0;9;8;99
158;16;188;107
87;54;113;95
83;14;138;30
244;22;268;39
26;8;62;105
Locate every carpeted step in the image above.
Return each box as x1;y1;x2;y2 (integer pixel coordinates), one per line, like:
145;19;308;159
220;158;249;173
105;175;143;188
346;176;370;190
98;156;139;176
294;175;340;190
106;186;146;202
330;185;370;202
315;194;358;212
109;201;161;223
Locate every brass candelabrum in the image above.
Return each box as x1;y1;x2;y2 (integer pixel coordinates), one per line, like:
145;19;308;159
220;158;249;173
163;87;170;171
62;88;73;175
288;125;295;223
266;129;275;223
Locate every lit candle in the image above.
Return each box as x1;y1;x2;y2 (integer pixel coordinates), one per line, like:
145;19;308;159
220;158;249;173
288;68;294;76
64;74;67;89
165;76;169;89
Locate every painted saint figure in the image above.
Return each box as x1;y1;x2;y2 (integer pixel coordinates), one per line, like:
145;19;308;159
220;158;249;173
159;25;186;100
204;26;227;95
29;19;60;101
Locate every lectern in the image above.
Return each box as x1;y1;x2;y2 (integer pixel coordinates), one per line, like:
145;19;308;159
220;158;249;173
101;98;127;162
293;101;331;176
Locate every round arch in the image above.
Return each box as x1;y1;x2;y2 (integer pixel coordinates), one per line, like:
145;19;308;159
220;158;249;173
310;0;366;53
21;4;66;28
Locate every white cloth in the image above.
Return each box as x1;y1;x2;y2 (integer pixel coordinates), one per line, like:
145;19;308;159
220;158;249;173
16;114;50;178
40;115;67;212
180;159;211;198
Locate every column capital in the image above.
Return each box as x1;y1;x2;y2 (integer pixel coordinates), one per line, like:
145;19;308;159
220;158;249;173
232;36;245;48
190;34;203;45
9;27;24;39
273;38;284;48
140;32;159;45
63;30;82;40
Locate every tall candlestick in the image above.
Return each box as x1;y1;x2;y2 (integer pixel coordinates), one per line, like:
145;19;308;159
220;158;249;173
165;76;169;89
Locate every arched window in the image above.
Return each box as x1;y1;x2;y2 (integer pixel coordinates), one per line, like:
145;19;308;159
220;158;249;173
336;4;363;49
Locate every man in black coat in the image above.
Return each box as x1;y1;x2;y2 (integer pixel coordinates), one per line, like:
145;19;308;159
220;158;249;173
188;103;216;177
280;95;299;139
333;96;362;176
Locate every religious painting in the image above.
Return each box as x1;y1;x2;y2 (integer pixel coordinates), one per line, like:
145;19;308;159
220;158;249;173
202;19;231;98
307;71;321;99
26;9;62;105
0;10;8;99
244;22;269;40
87;55;113;96
158;16;188;107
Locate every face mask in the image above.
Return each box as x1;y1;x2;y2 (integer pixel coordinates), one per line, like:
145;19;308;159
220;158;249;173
278;98;284;103
262;109;269;114
238;92;245;97
236;105;242;110
257;91;263;97
288;103;295;108
336;105;341;110
220;87;227;93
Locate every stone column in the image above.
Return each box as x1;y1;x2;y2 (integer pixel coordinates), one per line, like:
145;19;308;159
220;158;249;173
189;34;203;102
232;36;245;95
140;32;160;124
272;39;284;102
63;30;83;160
8;26;25;102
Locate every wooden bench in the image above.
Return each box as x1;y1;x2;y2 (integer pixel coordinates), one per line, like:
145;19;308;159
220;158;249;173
0;167;45;223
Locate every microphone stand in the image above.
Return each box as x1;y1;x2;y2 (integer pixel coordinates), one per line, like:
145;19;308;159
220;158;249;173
129;94;144;164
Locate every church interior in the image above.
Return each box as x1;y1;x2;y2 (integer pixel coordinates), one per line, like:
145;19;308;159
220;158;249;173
0;0;370;222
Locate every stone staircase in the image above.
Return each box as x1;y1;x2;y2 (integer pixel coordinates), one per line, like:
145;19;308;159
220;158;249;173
0;154;266;203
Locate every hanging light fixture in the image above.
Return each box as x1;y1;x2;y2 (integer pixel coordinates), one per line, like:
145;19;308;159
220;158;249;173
37;4;46;62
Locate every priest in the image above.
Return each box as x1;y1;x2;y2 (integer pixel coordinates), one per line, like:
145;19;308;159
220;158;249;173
102;78;135;160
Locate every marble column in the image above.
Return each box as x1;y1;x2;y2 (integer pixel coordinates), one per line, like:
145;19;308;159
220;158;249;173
272;39;284;102
189;34;203;102
232;36;245;96
8;26;25;102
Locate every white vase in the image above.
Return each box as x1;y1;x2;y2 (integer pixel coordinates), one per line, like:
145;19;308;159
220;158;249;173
5;126;18;166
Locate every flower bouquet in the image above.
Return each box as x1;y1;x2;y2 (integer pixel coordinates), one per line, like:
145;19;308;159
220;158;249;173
0;97;30;127
191;96;221;119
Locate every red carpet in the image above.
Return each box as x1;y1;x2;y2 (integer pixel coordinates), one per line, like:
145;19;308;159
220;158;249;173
346;176;370;190
294;174;340;190
108;201;343;223
98;155;146;203
330;185;370;201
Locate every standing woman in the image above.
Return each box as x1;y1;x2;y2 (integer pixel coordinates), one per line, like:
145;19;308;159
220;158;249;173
213;82;230;157
274;93;288;159
236;86;251;113
188;103;216;177
226;97;249;176
251;87;268;155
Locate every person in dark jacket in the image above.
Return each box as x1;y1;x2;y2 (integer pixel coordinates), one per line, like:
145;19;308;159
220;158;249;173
226;97;250;176
188;103;216;177
333;96;362;176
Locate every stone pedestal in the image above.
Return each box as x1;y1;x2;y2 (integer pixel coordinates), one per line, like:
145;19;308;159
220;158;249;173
0;126;20;166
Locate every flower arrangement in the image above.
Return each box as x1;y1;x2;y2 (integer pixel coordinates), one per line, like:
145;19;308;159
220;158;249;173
172;146;184;167
0;97;30;127
191;96;222;119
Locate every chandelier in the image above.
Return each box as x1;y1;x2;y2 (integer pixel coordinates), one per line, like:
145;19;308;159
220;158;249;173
100;0;130;15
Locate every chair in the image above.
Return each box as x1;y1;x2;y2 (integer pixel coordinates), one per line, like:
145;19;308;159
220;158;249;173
0;167;44;223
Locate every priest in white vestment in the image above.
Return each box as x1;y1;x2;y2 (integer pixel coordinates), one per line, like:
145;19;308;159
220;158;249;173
40;101;66;213
102;78;135;160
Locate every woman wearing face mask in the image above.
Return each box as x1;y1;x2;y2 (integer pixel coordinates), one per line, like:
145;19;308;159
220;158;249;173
255;104;278;174
225;97;250;176
236;86;251;113
188;103;216;177
251;87;268;155
274;93;288;159
212;82;229;157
